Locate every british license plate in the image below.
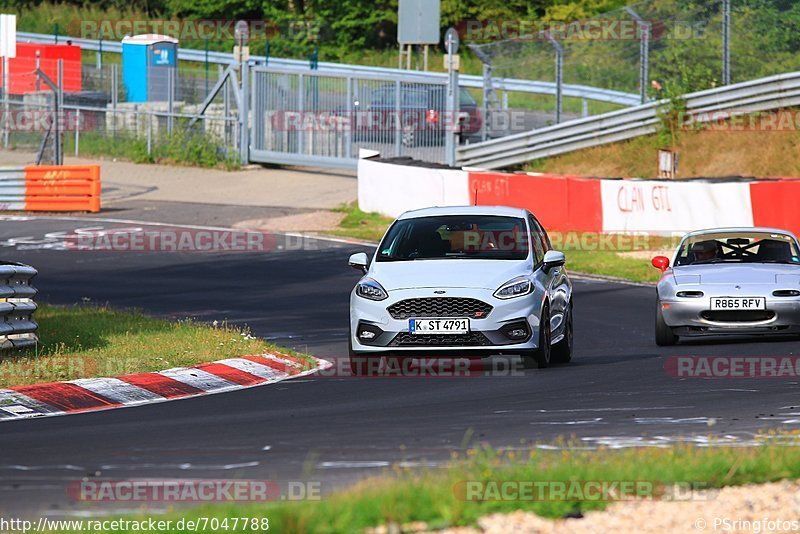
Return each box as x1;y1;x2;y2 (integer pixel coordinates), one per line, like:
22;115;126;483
409;318;470;335
710;297;766;310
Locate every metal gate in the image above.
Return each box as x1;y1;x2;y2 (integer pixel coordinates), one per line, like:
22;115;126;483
249;66;448;169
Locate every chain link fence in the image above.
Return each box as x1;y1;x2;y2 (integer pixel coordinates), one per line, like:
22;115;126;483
469;0;800;134
1;56;240;165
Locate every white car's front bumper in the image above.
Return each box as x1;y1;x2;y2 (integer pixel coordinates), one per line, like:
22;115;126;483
350;287;543;355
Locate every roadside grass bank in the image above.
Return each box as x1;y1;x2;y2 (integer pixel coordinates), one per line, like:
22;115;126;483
526;117;800;179
0;303;310;388
328;203;671;284
49;434;800;533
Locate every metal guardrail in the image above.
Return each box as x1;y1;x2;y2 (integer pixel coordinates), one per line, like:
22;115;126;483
0;262;38;350
458;71;800;169
17;31;641;106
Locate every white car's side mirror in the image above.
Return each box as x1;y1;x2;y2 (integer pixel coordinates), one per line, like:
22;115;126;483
348;252;369;274
543;250;566;273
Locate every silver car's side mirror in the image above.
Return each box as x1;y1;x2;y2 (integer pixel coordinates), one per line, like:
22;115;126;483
543;250;566;273
348;252;369;274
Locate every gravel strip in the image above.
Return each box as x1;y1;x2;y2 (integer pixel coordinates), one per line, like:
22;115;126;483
370;480;800;534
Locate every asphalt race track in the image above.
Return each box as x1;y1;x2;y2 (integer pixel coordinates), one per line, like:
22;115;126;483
1;216;799;518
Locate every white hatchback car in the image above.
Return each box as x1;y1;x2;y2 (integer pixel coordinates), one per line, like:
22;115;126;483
347;206;573;374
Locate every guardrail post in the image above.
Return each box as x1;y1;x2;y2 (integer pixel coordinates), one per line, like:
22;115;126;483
722;0;731;85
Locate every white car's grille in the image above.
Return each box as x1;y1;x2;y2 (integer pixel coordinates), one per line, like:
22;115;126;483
387;298;493;320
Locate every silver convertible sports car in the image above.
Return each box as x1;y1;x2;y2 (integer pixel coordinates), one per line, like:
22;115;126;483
347;206;573;374
652;227;800;346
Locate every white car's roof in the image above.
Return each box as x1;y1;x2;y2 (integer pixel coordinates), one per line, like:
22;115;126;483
683;227;799;240
397;205;529;220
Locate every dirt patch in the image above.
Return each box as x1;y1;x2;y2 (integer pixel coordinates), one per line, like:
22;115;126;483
235;210;346;232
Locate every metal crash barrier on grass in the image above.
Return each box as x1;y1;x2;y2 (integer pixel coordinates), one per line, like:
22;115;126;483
0;262;38;350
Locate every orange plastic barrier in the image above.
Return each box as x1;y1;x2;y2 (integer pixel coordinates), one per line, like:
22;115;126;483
23;165;101;212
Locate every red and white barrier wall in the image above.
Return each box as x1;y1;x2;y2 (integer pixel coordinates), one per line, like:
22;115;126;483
358;157;800;236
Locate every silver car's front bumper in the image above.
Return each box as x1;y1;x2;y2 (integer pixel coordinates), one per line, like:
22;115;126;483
661;297;800;336
350;288;544;355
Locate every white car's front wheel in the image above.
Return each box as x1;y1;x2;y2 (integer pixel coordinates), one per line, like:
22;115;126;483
521;304;551;369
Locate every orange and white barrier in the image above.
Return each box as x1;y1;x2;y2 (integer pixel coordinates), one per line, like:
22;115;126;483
0;165;100;212
358;158;800;236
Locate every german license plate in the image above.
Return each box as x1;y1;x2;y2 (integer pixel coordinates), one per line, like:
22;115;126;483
710;297;766;310
409;318;470;334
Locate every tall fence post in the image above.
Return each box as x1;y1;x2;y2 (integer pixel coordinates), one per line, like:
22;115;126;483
626;7;650;104
111;63;117;140
482;63;492;141
722;0;731;85
55;59;63;165
239;60;250;164
74;108;80;156
345;76;353;159
167;69;174;135
2;54;8;148
394;80;402;157
544;32;563;124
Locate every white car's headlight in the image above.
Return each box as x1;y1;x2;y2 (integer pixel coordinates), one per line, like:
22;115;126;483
493;277;532;299
356;278;388;301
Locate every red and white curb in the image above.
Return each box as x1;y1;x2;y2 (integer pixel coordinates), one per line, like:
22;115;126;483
0;353;331;421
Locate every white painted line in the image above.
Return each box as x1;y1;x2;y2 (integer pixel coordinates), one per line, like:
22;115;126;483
158;368;238;392
218;358;288;380
69;378;165;405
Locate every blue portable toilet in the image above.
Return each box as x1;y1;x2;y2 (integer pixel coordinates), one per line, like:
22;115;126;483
121;34;179;103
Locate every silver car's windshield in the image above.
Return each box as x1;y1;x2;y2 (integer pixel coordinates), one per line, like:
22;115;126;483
675;232;800;266
376;215;529;262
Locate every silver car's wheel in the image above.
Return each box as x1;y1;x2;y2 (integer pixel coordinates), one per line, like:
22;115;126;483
655;300;679;346
522;305;551;369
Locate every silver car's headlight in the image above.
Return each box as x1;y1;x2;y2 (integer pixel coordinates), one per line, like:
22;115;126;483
356;278;388;301
493;277;532;300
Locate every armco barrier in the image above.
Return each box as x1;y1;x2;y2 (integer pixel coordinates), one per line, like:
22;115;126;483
0;262;38;350
0;165;100;212
358;159;800;236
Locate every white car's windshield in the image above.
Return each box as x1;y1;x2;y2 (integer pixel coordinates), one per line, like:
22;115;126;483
675;232;800;266
376;215;529;262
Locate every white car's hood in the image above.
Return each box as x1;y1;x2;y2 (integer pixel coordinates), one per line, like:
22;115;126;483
673;264;800;285
370;259;529;290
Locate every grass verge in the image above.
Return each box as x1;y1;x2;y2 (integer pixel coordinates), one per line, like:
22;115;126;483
0;303;311;388
328;203;670;284
48;434;800;533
